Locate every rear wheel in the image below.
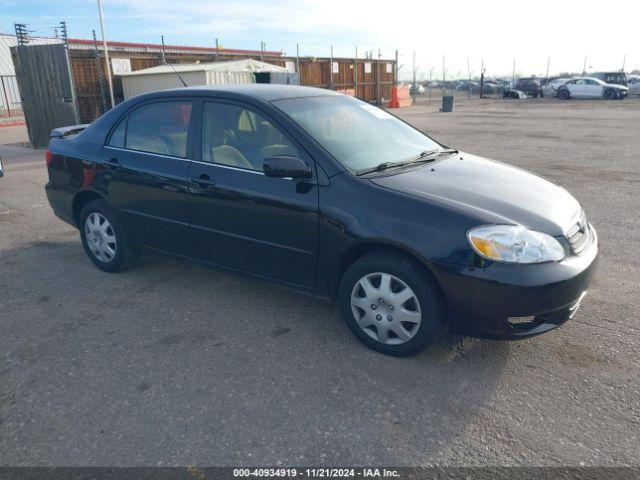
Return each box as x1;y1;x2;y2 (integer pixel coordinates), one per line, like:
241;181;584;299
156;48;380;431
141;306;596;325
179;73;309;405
338;252;444;356
79;199;138;272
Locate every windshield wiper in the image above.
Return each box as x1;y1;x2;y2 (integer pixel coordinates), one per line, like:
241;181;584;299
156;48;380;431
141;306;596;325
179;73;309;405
415;148;458;159
355;148;458;176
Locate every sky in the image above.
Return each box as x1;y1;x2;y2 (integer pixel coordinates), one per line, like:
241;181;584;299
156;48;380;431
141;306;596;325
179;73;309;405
2;0;638;80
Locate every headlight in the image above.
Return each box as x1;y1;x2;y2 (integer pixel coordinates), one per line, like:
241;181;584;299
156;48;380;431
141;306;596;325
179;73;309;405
467;225;565;264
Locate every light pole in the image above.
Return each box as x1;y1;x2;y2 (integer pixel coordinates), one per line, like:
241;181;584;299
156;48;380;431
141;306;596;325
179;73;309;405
429;66;434;102
442;54;445;98
412;50;416;104
466;58;471;100
97;0;115;108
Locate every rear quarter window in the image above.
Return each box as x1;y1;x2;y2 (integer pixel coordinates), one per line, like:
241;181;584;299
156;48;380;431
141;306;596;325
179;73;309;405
107;118;126;148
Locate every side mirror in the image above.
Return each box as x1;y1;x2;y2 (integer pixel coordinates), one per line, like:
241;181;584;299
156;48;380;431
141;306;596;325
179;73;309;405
263;156;311;179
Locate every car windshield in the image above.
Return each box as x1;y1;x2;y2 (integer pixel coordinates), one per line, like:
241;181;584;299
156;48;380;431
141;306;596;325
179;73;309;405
274;95;442;173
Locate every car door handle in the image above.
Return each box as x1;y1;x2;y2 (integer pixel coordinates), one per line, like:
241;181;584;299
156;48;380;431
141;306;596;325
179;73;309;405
190;174;216;189
107;157;121;170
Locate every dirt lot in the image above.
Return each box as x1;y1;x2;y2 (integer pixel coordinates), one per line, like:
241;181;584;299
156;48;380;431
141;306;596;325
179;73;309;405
0;97;638;466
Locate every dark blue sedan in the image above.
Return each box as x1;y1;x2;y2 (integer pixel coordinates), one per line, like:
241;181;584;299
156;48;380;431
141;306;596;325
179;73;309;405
44;85;598;356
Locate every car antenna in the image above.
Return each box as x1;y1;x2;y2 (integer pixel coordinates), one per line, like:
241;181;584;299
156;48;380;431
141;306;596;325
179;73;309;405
160;35;188;87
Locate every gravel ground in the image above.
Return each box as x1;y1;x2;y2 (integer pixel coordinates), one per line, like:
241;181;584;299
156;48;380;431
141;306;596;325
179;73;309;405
0;98;638;466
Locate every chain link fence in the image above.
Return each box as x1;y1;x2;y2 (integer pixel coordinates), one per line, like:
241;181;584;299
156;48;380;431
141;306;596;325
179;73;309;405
0;75;23;118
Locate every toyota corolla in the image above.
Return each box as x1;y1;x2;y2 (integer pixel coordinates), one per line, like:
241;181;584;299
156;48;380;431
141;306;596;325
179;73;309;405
45;85;598;356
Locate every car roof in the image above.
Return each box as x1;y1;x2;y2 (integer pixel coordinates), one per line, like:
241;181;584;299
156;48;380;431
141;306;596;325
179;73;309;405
135;84;343;102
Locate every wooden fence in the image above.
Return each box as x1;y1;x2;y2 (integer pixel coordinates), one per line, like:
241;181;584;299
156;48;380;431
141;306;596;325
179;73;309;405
68;49;395;123
11;44;78;148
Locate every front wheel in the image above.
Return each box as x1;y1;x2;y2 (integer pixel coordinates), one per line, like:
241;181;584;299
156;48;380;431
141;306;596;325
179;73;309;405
338;252;444;356
79;199;138;272
604;89;617;99
558;89;570;100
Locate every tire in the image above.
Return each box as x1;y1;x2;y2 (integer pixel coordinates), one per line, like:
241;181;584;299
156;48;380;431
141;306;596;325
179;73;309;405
338;252;444;356
604;89;616;100
540;90;544;98
558;89;570;100
532;93;538;98
79;199;138;272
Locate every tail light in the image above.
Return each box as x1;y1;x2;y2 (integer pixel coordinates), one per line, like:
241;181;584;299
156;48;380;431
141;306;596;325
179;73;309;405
45;149;53;167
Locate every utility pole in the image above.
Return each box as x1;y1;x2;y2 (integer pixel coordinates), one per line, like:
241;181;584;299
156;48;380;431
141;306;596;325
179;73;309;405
394;49;398;86
260;41;265;62
97;0;115;108
354;46;358;98
583;55;587;75
92;29;108;113
329;45;333;90
215;38;220;62
296;43;300;74
479;58;484;99
14;23;29;46
59;21;68;46
60;20;78;122
511;58;516;88
442;54;445;98
545;56;550;83
467;57;471;100
429;66;434;102
376;48;381;105
160;35;166;64
412;50;416;105
621;54;626;72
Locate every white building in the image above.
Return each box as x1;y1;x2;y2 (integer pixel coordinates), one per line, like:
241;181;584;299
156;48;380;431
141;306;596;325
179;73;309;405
119;59;288;99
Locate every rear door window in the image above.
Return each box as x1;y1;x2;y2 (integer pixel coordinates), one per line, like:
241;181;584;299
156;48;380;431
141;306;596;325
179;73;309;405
125;101;193;158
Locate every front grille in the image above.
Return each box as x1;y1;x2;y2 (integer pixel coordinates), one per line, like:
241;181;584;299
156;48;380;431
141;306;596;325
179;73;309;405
565;210;591;254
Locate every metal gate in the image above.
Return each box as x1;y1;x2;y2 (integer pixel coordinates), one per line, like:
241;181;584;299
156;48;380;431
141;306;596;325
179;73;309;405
0;75;22;117
11;43;78;148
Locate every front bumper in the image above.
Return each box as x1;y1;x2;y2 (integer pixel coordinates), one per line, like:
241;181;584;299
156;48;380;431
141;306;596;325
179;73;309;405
431;228;599;339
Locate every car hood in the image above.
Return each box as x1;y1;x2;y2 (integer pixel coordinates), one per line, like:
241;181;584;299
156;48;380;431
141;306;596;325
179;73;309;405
370;153;580;235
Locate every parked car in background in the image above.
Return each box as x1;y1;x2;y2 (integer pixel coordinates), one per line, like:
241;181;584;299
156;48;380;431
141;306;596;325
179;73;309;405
44;85;598;356
409;83;425;95
503;89;527;99
481;80;501;95
628;78;640;96
455;81;480;92
589;71;627;86
557;77;628;99
515;78;543;97
541;78;570;97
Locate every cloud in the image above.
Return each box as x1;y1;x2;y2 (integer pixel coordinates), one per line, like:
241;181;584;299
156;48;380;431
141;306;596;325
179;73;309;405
4;0;639;76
